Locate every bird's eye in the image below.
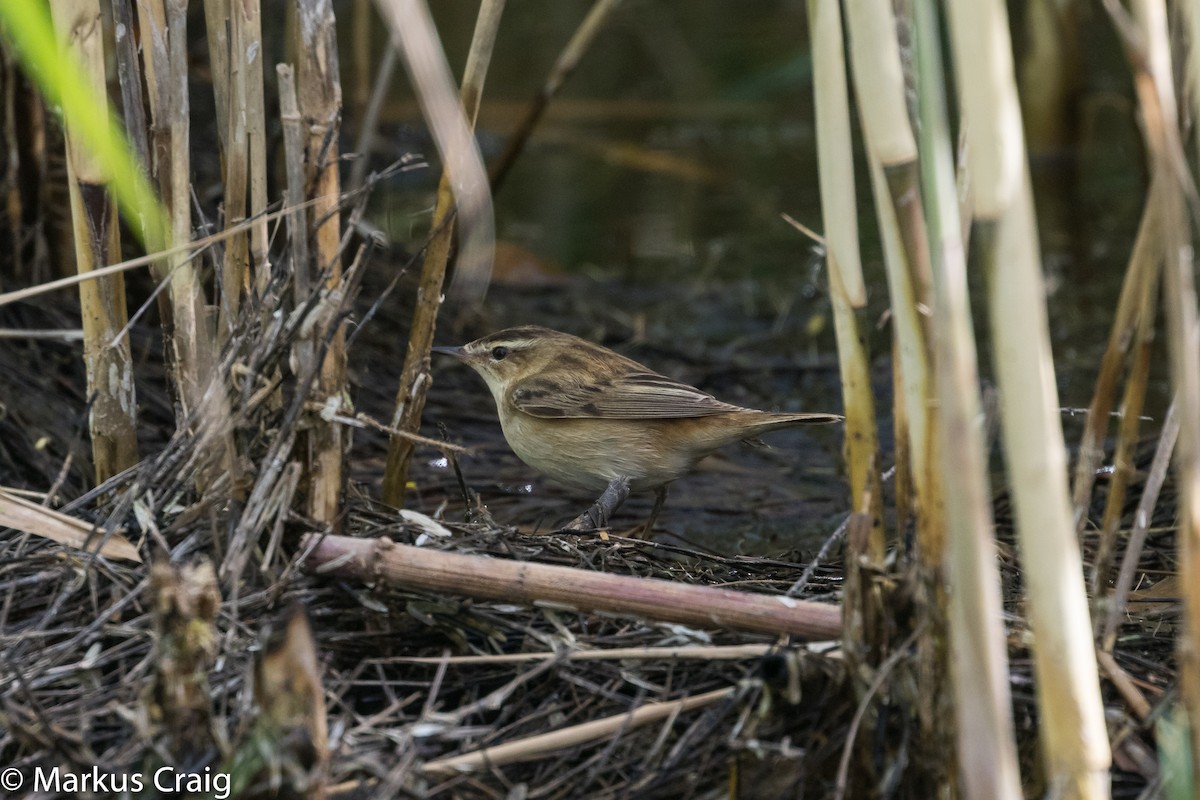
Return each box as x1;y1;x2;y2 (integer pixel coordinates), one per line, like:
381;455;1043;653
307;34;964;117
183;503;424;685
491;346;509;361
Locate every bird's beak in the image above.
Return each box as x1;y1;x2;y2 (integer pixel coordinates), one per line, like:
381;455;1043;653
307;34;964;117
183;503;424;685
431;345;466;359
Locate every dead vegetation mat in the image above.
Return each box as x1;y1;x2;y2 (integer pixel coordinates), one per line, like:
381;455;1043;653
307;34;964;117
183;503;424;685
0;284;1176;798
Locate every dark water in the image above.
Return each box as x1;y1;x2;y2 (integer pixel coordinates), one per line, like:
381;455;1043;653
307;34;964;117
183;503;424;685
356;1;1163;553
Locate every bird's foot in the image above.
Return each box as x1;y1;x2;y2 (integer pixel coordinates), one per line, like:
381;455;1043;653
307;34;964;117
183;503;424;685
567;476;631;530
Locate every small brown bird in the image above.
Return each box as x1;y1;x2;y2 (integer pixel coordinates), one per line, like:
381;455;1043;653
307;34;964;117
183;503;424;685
434;326;841;532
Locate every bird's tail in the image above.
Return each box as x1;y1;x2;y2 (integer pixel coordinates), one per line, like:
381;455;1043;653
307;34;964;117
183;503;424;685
729;410;842;448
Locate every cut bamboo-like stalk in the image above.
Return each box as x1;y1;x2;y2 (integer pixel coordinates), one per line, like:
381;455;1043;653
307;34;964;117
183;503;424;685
208;0;268;309
48;0;140;483
807;0;865;308
111;0;176;339
380;0;506;507
845;0;941;560
1128;0;1200;783
111;0;150;180
242;0;270;297
203;0;231;156
165;0;210;413
136;0;199;401
137;0;235;492
217;0;250;334
946;1;1111;796
278;66;309;303
805;0;882;563
842;0;916;167
300;534;843;639
913;0;1021;796
846;21;950;775
293;0;347;527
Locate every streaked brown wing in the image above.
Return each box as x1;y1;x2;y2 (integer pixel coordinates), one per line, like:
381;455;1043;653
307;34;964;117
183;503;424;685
511;369;742;419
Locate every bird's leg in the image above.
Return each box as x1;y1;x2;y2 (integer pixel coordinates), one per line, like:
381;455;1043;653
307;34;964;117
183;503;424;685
567;476;631;530
639;483;670;538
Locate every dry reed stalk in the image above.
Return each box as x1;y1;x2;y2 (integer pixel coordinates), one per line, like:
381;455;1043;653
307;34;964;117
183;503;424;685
488;0;622;194
137;0;237;493
48;0;140;484
380;0;506;506
0;198;327;308
111;0;175;339
136;0;210;416
111;0;149;176
217;0;250;335
1184;1;1200;169
203;0;231;154
839;510;884;689
946;1;1111;796
1090;212;1161;598
1101;400;1178;652
421;686;734;776
376;0;495;305
380;644;777;665
845;4;952;781
208;0;268;310
1125;0;1200;780
293;0;346;527
1094;650;1151;722
164;0;208;404
1071;196;1160;536
300;534;843;639
0;486;140;562
241;0;270;297
277;66;309;301
845;0;942;560
891;342;912;535
805;0;883;561
913;0;1021;796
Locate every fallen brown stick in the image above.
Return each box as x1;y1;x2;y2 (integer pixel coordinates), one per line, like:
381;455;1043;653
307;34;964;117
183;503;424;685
300;534;841;639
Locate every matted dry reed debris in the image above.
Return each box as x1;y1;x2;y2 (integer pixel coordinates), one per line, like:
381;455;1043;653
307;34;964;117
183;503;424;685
0;256;859;798
0;265;1177;798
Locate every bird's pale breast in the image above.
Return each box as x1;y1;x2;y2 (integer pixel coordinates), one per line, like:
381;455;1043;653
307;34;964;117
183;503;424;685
499;410;711;492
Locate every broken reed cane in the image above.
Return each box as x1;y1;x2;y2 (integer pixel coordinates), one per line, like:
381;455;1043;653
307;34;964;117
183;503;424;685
301;534;841;640
49;0;140;482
